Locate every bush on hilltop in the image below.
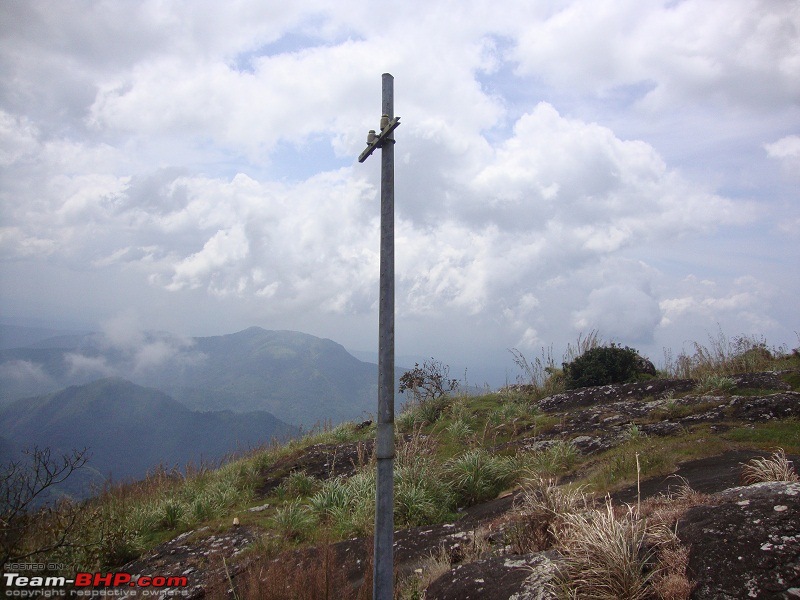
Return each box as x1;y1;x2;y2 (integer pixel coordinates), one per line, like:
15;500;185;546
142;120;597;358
562;344;654;390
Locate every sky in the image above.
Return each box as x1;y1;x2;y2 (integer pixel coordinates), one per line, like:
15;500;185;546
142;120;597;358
1;0;798;387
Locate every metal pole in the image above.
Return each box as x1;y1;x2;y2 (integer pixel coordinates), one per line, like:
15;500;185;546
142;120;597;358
356;74;399;599
374;72;395;600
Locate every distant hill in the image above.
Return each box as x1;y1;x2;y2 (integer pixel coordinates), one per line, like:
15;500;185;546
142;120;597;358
0;377;298;497
144;327;383;426
0;326;393;426
0;324;89;350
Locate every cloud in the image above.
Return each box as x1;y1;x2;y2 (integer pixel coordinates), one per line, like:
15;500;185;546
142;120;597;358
0;88;757;351
659;275;779;333
510;0;800;110
765;134;800;174
167;226;250;292
65;352;114;377
67;313;209;374
0;359;51;383
573;284;662;344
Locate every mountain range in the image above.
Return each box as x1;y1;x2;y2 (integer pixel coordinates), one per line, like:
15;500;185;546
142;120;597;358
0;325;400;497
0;377;298;497
0;325;393;426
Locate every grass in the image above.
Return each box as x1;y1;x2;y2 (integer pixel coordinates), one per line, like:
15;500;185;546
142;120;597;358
581;429;741;495
529;440;580;476
444;448;518;505
663;328;799;379
647;398;730;422
553;500;655;600
693;374;736;395
270;500;316;541
740;448;799;484
396;546;453;600
723;419;800;453
511;476;697;599
277;470;319;498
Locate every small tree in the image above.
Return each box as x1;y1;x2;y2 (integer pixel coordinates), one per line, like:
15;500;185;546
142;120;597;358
1;447;90;568
398;358;459;403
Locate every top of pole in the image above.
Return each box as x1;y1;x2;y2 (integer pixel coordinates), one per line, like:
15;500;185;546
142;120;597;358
382;73;393;119
358;75;400;163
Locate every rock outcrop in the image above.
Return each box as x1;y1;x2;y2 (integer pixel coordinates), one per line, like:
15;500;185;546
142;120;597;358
678;481;800;599
425;552;559;600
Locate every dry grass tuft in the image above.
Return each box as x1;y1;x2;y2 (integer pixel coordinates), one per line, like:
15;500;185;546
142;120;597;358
207;540;370;600
517;474;591;518
543;474;709;600
553;499;653;600
507;475;592;553
741;448;799;484
650;544;694;600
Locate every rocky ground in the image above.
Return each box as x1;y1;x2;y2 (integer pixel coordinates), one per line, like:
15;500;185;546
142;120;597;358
119;370;800;599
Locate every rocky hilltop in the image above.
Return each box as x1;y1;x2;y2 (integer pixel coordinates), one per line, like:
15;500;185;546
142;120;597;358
100;369;799;600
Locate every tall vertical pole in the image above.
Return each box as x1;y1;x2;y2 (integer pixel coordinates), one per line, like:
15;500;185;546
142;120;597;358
374;72;395;600
357;73;399;599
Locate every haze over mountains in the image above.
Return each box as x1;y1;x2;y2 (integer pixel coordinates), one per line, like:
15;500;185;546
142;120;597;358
0;325;397;496
0;325;387;425
0;377;298;496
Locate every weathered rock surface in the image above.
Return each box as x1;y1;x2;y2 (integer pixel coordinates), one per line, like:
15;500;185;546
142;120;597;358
678;481;800;599
536;371;794;413
504;371;799;456
119;525;259;598
425;552;559;600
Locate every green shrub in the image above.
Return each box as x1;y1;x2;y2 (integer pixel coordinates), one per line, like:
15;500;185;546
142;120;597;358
529;440;579;475
271;500;316;541
279;470;319;498
694;374;736;395
563;344;651;390
444;449;517;505
399;358;459;402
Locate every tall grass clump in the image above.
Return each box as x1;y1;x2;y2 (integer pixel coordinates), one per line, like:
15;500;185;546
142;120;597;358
393;431;454;526
394;457;453;525
693;374;736;395
321;469;376;538
505;475;591;554
278;470;319;498
270;499;316;541
444;449;518;505
741;448;799;484
529;441;580;476
664;328;791;379
518;475;591;520
308;477;350;523
552;500;655;600
509;346;562;398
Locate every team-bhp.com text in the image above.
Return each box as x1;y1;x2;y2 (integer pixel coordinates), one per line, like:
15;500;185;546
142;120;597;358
3;572;189;597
